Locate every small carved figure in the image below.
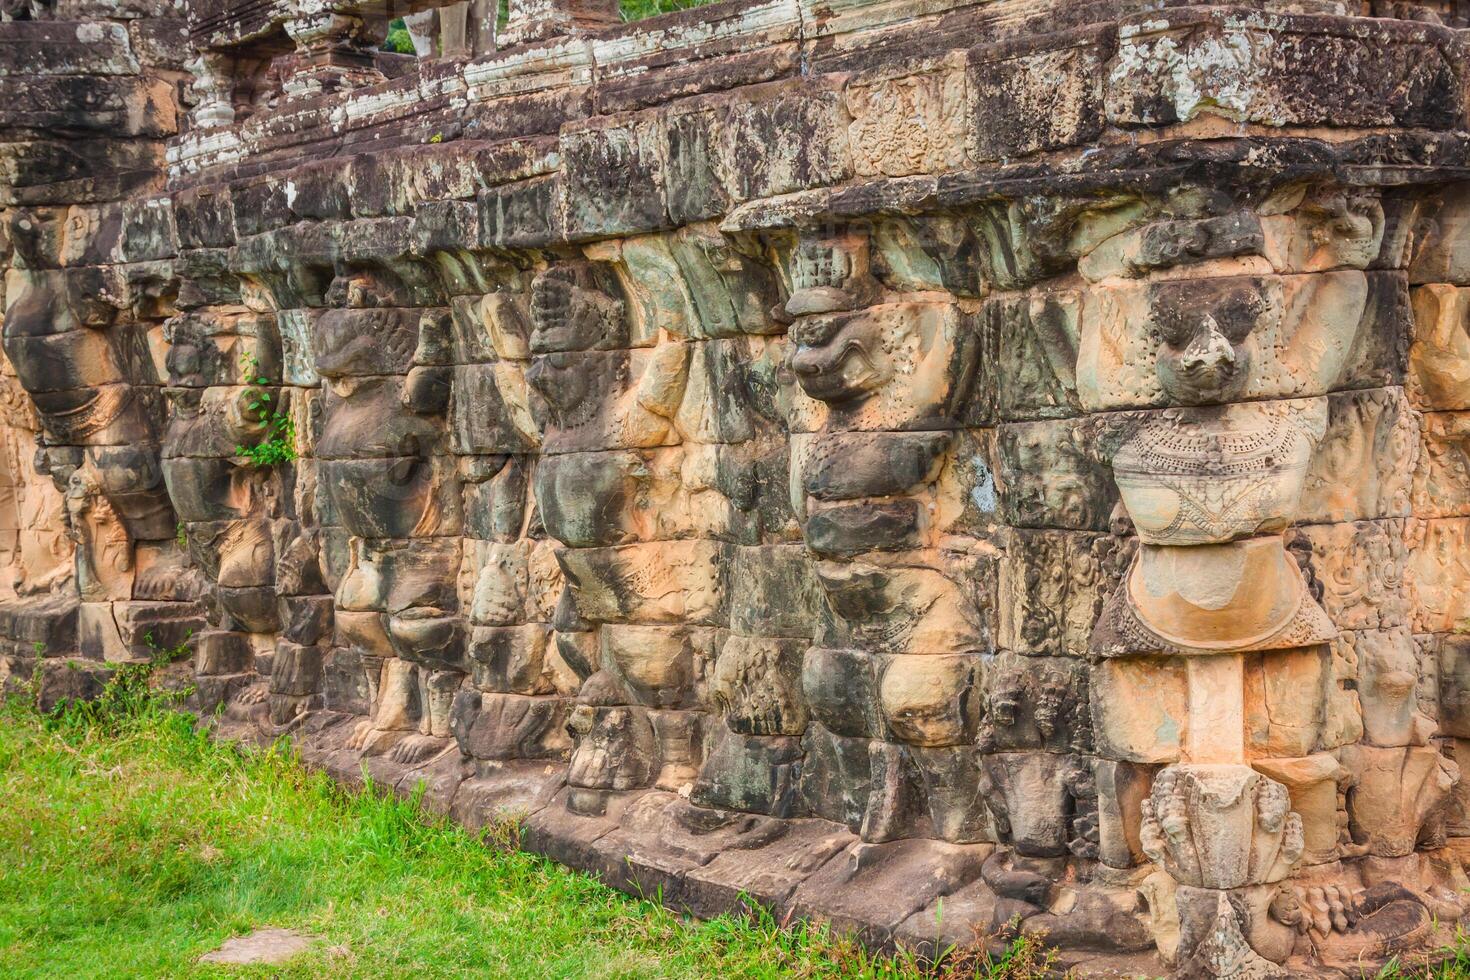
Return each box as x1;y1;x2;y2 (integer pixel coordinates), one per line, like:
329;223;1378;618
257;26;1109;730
1140;766;1304;890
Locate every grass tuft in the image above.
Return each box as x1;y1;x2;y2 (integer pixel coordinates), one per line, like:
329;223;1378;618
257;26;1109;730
1375;940;1470;979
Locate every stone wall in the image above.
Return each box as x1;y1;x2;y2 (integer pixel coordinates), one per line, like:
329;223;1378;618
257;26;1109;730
5;0;1470;975
0;0;199;699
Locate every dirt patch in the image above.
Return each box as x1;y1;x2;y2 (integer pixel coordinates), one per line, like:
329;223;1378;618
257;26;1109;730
199;928;318;965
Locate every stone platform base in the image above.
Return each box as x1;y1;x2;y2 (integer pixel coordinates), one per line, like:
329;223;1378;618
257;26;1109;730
203;704;1448;979
0;653;111;711
207;707;1159;975
0;597;101;711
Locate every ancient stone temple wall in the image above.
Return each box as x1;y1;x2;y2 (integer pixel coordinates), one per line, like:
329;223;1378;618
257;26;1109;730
5;0;1470;974
0;0;202;695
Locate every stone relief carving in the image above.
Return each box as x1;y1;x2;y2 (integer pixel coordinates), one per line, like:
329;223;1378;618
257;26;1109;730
6;2;1470;975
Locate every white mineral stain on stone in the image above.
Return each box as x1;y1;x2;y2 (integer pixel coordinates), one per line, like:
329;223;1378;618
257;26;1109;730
1112;26;1271;125
1172;31;1260;121
969;458;996;513
199;928;318;966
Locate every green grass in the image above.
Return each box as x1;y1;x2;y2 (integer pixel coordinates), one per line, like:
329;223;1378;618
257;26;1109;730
0;678;1060;978
1380;954;1470;979
11;668;1470;979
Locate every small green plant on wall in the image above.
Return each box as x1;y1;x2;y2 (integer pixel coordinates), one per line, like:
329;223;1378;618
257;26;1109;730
235;353;297;467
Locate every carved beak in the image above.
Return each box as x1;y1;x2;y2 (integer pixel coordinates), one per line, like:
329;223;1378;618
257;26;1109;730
1180;315;1236;374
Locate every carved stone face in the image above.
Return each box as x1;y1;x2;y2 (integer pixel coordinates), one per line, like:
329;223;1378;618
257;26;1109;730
1291;189;1383;271
989;666;1024;728
64;466;98;509
978;752;1083;857
1034;664;1070;738
165;335;206;388
788;310;896;404
323;270;410;310
4;268;133;422
1147;278;1265;405
1139;765;1304;889
528;264;626;355
526;350;602;427
5;266;118;338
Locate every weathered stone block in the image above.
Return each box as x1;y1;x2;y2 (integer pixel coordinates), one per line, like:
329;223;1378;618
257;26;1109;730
692;727;805;817
451;689;571;761
478;175;565;249
994;417;1116;531
968;26;1109;163
14;2;1470;968
1409;284;1470;410
710;633;807;736
1299;387;1418;525
722;81;852;204
1091;656;1187;765
722;544;815;633
847;58;966;178
1407;517;1470;633
0;75;178;138
561;114;668;239
661;103;731;226
1107;9;1465;131
1414;411;1470;520
998;528;1110;658
557;540;729;626
0;22;138;77
803;646;883;740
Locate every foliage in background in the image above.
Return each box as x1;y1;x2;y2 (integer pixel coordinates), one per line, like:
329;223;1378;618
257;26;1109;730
619;0;716;21
386;0;719;53
0;675;1065;979
385;17;415;53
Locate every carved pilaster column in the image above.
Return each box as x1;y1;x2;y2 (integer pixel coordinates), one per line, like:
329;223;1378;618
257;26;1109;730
1079;191;1457;976
404;1;497;58
401;9;440;57
187;52;236;129
280;5;383;99
1079;216;1333;977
